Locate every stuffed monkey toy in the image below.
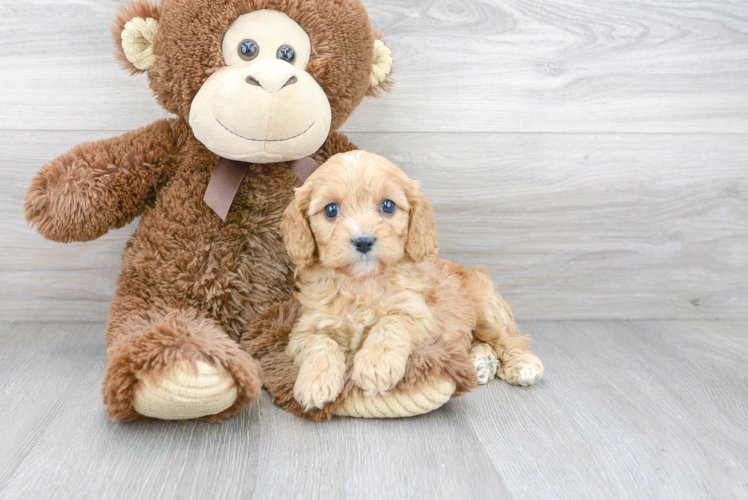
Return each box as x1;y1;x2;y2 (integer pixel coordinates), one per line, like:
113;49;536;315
25;0;399;422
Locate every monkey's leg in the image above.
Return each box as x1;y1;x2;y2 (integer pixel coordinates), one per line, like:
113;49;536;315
102;305;262;422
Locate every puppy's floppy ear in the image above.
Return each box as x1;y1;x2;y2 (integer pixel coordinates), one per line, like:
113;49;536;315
282;183;316;268
405;181;438;262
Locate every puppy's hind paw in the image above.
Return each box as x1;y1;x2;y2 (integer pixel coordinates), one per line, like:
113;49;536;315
501;355;544;387
470;342;499;385
473;353;499;385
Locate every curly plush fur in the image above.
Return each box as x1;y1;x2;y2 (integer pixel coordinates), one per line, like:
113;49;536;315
277;151;544;412
240;300;479;421
25;0;391;422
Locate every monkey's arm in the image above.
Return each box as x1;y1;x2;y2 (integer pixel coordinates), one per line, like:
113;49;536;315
313;130;359;163
25;118;183;243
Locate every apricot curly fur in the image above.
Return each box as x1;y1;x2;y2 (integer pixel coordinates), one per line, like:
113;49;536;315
240;301;478;421
246;152;543;418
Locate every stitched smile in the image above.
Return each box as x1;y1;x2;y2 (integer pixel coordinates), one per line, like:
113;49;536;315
216;119;315;142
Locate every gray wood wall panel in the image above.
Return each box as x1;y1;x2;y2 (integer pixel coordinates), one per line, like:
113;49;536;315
2;0;748;133
2;131;746;320
374;133;748;320
1;0;747;320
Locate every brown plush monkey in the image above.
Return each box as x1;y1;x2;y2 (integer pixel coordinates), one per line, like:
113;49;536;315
24;0;394;422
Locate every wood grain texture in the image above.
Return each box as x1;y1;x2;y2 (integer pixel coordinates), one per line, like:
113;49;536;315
0;320;746;499
2;0;746;496
461;320;748;499
0;324;262;500
3;131;747;320
1;0;747;320
1;0;747;133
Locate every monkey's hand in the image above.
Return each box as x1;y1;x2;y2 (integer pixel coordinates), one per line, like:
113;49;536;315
25;119;182;242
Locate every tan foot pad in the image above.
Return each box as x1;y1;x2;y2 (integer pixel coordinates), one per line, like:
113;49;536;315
133;361;238;420
333;375;456;418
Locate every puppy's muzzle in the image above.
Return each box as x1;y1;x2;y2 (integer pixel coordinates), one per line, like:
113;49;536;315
352;236;375;254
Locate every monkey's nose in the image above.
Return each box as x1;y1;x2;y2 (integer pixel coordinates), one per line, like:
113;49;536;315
352;237;375;254
245;75;262;87
245;75;298;91
281;76;298;88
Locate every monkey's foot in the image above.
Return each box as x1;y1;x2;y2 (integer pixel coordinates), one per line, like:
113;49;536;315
133;360;238;420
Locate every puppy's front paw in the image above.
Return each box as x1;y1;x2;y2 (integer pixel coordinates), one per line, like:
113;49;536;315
501;355;544;386
352;347;408;397
293;361;345;411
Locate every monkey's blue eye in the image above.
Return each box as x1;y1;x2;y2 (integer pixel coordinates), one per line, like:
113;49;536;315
381;199;396;214
238;39;259;61
277;45;295;63
324;203;339;219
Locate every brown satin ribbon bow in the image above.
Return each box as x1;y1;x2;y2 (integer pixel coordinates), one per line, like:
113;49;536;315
203;156;319;221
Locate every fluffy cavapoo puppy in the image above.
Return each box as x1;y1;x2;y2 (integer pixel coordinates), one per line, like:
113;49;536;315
282;151;544;410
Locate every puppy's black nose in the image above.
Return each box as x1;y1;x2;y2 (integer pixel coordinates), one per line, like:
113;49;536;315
352;237;375;254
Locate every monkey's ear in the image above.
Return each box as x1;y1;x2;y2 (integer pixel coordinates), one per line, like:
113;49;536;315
367;32;393;97
281;185;317;268
112;0;161;74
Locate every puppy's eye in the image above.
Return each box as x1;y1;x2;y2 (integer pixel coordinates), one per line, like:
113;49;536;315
277;45;295;63
238;39;259;61
380;199;396;215
324;203;339;219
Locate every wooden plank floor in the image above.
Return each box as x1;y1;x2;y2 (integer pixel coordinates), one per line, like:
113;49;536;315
1;321;745;499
